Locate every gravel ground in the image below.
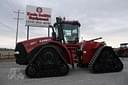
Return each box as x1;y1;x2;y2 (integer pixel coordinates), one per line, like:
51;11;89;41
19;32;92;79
0;58;128;85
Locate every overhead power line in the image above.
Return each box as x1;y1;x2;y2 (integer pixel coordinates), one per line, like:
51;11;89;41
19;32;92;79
0;22;13;30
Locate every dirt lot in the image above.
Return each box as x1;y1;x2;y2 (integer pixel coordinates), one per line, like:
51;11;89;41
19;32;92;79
0;58;128;85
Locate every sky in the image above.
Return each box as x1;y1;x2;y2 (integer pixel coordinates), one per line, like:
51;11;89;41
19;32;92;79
0;0;128;48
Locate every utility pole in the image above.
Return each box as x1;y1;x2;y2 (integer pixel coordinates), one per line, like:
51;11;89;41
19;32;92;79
27;26;29;40
14;10;24;47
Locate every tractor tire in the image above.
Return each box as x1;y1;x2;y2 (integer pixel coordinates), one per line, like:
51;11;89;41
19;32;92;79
25;44;69;78
15;43;28;65
89;46;123;73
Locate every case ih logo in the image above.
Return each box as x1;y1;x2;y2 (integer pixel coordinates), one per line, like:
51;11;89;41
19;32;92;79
36;7;43;13
26;5;51;27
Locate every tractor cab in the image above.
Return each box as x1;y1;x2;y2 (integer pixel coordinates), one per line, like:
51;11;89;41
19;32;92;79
53;17;80;44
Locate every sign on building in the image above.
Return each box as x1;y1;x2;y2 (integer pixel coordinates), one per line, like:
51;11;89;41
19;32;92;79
26;5;51;27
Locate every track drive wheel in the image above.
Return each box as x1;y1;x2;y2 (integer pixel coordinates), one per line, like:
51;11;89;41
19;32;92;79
89;46;123;73
25;44;69;78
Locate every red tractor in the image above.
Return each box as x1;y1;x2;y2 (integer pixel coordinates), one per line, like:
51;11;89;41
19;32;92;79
15;17;123;78
116;43;128;57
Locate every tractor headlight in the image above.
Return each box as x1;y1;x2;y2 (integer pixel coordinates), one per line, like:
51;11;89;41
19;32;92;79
14;51;20;55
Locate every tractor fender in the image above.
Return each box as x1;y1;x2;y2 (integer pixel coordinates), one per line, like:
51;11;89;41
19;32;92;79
29;41;71;64
80;40;104;64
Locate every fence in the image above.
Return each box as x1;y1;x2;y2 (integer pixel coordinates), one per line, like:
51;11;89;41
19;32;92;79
0;51;15;61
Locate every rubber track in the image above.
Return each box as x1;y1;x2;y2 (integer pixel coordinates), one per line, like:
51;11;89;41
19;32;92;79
88;46;123;73
25;45;69;78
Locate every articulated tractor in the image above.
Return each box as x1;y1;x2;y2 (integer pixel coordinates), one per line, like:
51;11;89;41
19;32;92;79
15;17;123;78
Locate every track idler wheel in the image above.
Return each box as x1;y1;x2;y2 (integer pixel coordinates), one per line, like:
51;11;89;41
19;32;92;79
89;46;123;73
25;45;69;78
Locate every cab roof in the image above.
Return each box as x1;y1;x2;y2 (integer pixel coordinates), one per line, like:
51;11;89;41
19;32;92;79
54;20;81;27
